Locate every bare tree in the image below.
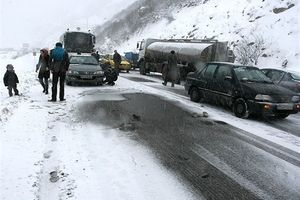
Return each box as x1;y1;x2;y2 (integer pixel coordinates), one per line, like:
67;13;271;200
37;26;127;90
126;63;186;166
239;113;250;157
235;34;267;65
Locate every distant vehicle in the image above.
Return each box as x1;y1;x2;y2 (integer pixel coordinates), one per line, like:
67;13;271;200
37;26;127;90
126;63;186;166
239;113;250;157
66;54;105;86
185;62;300;119
136;38;235;81
60;31;96;53
261;68;300;95
124;52;139;69
99;54;131;72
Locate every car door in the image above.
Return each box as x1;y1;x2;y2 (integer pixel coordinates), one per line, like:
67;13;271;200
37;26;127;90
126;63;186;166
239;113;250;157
201;64;218;100
279;72;300;93
212;64;234;106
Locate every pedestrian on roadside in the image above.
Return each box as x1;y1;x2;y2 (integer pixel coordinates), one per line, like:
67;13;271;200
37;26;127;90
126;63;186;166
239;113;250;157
113;50;121;74
162;50;178;87
36;48;50;94
48;42;69;102
3;64;19;97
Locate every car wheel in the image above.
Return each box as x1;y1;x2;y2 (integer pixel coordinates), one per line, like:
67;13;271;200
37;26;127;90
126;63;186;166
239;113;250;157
233;98;249;118
190;87;202;102
275;113;289;119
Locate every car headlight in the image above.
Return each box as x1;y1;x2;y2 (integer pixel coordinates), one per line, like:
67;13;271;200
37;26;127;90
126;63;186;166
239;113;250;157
69;70;79;75
292;96;300;102
93;71;104;75
255;94;273;102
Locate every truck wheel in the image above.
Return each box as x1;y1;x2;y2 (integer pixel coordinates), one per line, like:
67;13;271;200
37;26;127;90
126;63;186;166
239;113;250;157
233;98;249;118
190;87;202;102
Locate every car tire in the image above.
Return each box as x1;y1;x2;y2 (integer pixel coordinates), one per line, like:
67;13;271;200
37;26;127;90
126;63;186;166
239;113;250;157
233;98;249;118
275;113;289;119
190;87;202;102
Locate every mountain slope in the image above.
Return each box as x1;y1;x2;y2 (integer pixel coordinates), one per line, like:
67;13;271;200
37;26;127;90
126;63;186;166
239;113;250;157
94;0;299;70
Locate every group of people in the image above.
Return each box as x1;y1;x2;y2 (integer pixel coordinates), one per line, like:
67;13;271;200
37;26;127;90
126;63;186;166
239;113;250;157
3;47;178;99
3;42;69;101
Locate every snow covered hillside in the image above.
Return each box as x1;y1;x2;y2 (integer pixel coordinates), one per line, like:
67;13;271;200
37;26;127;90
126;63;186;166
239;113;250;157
95;0;299;71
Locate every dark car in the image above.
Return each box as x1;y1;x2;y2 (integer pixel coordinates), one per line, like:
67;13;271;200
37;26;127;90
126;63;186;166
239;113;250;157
185;62;300;119
261;68;300;95
66;54;105;86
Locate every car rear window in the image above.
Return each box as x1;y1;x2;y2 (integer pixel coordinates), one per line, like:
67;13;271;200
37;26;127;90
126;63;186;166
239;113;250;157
70;56;98;65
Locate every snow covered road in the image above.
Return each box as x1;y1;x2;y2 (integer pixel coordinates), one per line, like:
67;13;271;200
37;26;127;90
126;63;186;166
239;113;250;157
0;54;198;200
1;53;300;199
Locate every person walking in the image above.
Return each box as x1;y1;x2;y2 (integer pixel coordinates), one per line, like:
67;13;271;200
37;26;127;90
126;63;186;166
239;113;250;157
162;50;178;87
113;50;121;74
48;42;69;102
36;48;50;94
3;64;19;97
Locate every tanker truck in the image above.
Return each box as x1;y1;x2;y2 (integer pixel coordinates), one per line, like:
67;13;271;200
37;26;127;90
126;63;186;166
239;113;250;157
136;38;235;81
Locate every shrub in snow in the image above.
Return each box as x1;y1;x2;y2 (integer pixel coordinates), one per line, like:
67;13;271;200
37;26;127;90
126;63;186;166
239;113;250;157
235;34;267;65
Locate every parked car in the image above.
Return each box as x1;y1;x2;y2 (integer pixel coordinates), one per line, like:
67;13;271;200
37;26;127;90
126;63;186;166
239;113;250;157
99;54;131;72
185;62;300;119
261;68;300;95
66;54;105;86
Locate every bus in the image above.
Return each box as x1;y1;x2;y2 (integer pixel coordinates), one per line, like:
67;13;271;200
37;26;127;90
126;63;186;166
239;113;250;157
60;31;96;53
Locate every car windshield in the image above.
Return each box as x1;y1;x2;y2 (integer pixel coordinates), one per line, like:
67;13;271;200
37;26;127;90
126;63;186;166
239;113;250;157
70;56;98;65
290;71;300;81
234;66;273;83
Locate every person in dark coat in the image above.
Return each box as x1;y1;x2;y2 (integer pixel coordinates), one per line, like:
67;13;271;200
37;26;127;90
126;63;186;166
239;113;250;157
3;64;19;97
162;50;178;87
113;50;121;74
104;66;118;86
48;42;70;102
92;51;100;61
36;48;50;94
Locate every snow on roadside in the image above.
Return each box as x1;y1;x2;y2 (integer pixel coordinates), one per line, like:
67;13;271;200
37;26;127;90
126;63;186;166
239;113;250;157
0;54;199;200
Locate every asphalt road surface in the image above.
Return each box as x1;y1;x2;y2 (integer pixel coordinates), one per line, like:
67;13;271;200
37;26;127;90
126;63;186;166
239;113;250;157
123;72;300;137
76;92;300;200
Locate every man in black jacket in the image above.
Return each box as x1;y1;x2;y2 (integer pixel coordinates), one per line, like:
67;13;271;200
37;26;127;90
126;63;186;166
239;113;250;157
113;50;121;74
49;42;69;102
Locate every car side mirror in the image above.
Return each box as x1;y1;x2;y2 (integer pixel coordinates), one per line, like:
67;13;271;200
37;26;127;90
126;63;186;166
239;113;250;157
224;76;232;81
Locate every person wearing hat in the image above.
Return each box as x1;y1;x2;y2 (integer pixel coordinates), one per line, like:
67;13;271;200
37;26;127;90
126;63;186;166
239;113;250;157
48;42;69;102
36;48;50;94
3;64;19;97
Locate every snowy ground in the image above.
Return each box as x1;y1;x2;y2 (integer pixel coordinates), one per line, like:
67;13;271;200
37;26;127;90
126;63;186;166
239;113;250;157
1;53;300;199
0;54;197;200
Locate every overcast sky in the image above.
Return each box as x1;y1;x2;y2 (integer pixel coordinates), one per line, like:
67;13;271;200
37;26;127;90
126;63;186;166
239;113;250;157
0;0;136;49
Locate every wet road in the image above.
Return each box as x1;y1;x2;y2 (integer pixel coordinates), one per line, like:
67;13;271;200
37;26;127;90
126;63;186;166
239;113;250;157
76;92;300;200
122;72;300;137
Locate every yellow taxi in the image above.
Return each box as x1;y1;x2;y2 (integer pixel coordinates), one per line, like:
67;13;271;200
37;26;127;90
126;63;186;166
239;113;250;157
100;54;131;72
